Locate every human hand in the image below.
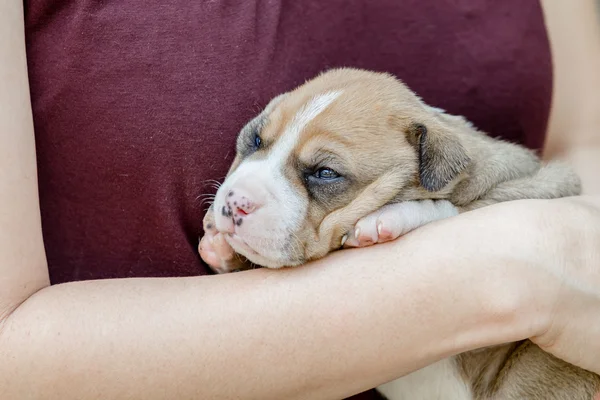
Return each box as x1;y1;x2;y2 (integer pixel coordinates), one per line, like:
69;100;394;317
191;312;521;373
524;196;600;375
443;196;600;376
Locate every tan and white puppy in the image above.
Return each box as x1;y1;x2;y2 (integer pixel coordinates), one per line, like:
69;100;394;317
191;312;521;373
200;68;600;399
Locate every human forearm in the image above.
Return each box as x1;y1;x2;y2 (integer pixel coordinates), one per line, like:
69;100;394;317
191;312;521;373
0;207;547;400
0;1;49;314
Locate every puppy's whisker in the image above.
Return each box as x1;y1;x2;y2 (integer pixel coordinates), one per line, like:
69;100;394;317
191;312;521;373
195;194;216;201
201;178;223;186
200;199;216;207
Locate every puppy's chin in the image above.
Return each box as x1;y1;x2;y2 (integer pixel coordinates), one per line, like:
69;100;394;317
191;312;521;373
224;233;302;269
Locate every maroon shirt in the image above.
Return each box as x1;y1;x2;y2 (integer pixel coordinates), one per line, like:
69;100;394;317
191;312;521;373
25;1;552;398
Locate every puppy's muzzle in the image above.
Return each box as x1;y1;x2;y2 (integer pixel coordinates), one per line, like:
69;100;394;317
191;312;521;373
218;188;260;231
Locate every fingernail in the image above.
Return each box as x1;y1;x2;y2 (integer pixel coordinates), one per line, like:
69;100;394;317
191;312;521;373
341;235;348;246
354;227;360;239
377;222;383;235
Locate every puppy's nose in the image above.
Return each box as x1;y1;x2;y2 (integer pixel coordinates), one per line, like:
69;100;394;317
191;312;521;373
224;188;259;217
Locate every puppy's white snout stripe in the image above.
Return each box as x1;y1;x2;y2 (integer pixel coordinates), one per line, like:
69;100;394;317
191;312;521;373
267;90;343;171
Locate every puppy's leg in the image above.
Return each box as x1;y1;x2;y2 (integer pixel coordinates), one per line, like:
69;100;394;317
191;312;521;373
343;200;458;248
461;341;600;400
199;205;253;274
462;161;581;211
377;358;472;400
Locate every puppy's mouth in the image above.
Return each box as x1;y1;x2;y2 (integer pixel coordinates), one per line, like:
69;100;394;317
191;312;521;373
224;233;261;258
223;233;296;269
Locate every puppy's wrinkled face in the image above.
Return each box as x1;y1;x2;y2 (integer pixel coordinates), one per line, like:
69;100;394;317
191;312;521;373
211;68;467;268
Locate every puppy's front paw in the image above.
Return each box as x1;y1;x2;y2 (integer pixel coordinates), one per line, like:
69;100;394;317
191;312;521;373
199;206;248;274
343;200;458;248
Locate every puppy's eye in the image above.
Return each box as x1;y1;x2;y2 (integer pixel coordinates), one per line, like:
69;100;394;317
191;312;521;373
312;168;340;180
303;165;348;203
254;133;262;149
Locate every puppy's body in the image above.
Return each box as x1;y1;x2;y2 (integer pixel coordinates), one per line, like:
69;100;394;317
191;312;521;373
202;68;599;399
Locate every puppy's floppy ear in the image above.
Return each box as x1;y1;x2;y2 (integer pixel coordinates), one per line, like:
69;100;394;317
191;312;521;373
407;121;470;192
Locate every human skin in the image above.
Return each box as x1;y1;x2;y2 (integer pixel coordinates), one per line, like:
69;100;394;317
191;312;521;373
0;1;599;400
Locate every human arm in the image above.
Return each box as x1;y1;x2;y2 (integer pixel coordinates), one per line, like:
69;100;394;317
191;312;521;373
0;3;558;399
2;202;571;400
1;2;598;400
0;0;49;321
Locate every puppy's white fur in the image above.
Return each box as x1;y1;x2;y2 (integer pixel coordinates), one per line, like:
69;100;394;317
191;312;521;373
344;200;458;246
378;359;472;400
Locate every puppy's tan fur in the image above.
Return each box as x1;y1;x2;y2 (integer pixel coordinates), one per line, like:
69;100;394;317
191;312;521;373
203;68;599;399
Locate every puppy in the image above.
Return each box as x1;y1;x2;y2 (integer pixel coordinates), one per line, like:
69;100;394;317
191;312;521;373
200;68;600;399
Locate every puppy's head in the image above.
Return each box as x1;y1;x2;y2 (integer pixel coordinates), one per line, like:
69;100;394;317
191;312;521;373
211;68;470;268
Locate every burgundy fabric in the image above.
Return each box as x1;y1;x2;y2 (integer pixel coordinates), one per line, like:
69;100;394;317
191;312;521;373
25;1;552;398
